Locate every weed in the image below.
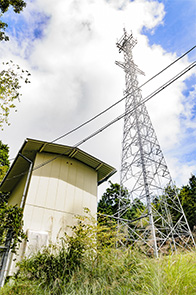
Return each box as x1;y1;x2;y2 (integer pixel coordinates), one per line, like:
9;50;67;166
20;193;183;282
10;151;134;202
0;215;195;295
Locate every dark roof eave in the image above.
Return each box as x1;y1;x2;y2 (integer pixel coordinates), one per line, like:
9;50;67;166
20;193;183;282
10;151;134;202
98;169;117;186
0;138;116;193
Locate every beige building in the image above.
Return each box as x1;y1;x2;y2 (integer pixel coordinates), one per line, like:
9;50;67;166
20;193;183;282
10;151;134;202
0;138;116;274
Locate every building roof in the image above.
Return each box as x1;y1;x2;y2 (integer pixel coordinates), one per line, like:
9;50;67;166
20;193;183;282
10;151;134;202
0;138;116;193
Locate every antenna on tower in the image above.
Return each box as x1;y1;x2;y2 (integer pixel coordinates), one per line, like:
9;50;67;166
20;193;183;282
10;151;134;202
115;28;195;257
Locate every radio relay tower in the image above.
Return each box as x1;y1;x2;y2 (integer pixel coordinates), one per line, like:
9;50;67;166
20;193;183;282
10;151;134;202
115;29;195;257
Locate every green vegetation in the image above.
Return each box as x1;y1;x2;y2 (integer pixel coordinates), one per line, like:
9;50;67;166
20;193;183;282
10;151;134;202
97;179;196;234
0;192;26;253
97;181;145;226
0;61;31;130
0;176;195;294
0;141;26;253
0;140;9;182
0;214;196;295
0;0;30;130
0;0;26;41
179;175;196;230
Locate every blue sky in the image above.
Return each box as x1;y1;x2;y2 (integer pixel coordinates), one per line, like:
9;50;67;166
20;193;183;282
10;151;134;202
0;0;196;191
142;0;196;176
1;6;50;58
143;0;196;59
3;0;195;59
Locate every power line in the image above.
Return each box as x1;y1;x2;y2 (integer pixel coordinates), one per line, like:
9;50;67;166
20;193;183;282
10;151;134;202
7;44;196;164
74;62;196;147
6;61;196;182
51;45;196;144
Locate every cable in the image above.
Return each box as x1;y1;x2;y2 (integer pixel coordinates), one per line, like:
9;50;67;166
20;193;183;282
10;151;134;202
7;44;196;163
74;62;196;147
51;45;196;144
6;61;196;182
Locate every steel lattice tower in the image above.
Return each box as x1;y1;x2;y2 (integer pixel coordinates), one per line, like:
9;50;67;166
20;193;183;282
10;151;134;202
115;29;195;257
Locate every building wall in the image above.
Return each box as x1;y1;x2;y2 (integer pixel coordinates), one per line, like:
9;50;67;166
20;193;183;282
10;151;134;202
8;174;27;207
23;152;98;244
8;152;98;274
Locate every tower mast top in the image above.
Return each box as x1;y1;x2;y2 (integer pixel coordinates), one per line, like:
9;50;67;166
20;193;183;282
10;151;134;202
115;29;195;256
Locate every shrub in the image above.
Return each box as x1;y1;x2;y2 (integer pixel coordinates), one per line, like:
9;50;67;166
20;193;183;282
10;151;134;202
1;214;196;295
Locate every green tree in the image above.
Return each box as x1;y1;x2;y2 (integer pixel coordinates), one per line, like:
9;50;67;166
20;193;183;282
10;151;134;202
0;1;30;129
0;140;10;182
0;1;28;254
179;175;196;230
0;0;26;41
97;181;145;225
0;142;26;252
154;177;196;232
0;60;31;129
0;192;26;252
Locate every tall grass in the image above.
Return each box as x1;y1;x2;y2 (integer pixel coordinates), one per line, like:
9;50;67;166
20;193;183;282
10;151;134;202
1;215;196;295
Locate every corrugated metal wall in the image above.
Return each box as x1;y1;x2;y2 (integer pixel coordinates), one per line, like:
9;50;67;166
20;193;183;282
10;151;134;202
24;152;97;242
8;152;98;274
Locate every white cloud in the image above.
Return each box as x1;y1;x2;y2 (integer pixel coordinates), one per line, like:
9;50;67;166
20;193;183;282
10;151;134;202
182;85;196;129
1;0;196;196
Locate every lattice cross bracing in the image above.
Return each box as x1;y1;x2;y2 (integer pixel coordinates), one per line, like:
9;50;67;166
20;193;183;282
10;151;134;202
116;29;195;257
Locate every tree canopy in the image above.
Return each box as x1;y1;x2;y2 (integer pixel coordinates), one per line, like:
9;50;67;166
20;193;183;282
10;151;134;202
0;140;9;182
0;60;31;129
0;141;26;252
0;1;30;129
0;0;26;41
0;192;26;252
179;175;196;230
98;178;196;232
97;181;145;226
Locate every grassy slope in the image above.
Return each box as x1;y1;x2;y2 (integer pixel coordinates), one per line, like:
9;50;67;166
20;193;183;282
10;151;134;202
1;250;196;295
1;217;196;295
